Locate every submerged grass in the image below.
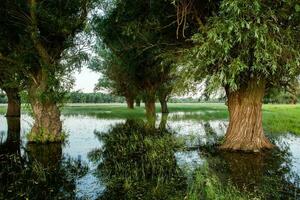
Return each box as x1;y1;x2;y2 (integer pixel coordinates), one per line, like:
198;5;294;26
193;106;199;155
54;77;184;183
187;166;255;200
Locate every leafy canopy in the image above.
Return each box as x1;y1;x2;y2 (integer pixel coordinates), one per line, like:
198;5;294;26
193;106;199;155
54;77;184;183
185;0;300;91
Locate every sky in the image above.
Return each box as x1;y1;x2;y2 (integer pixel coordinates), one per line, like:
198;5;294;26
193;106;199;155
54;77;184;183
73;67;99;93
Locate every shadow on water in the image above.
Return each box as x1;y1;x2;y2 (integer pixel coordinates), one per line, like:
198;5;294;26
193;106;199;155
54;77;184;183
0;117;89;200
88;119;187;200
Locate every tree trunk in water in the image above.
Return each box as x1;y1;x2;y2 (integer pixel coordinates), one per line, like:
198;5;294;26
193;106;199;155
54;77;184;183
4;88;20;117
0;117;21;155
7;117;20;142
159;99;169;114
27;69;62;143
136;98;141;107
220;79;273;152
159;113;169;130
145;97;156;126
126;97;134;109
28;97;62;143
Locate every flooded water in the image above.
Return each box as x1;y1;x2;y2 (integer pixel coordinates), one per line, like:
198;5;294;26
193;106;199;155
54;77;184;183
0;113;300;199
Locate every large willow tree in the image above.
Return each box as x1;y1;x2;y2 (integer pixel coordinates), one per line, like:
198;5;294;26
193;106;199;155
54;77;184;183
0;0;92;142
186;0;300;151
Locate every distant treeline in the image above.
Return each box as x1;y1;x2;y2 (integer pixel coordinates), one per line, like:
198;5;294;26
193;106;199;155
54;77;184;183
66;92;125;103
0;91;299;104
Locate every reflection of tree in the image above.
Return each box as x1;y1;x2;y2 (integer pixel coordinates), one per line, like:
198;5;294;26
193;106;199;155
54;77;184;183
205;145;300;199
203;122;218;145
0;119;88;200
89;120;186;200
27;143;62;169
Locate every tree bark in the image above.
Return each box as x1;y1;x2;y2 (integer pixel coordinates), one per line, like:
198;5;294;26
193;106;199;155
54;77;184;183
220;79;273;152
159;99;169;114
145;95;156;124
136;98;141;107
28;96;62;142
159;113;169;130
125;96;134;109
0;117;21;155
3;88;20;117
27;69;62;143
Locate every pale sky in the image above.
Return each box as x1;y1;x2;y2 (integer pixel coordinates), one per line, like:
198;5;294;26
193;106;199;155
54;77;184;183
73;67;100;93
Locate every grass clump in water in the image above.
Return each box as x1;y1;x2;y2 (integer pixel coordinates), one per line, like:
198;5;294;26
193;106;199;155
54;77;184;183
88;119;187;200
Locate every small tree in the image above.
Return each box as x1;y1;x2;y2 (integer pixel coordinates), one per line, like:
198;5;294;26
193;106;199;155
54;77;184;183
90;46;138;109
185;0;300;151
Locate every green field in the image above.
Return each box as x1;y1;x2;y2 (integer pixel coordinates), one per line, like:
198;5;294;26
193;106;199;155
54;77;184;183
1;103;300;135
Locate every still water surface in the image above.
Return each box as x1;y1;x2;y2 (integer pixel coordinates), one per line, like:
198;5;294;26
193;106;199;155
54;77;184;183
0;113;300;199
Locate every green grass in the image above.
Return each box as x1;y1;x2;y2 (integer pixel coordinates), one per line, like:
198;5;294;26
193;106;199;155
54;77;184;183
1;103;299;135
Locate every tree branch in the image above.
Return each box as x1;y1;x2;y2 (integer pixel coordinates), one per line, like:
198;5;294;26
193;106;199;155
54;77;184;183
28;0;53;65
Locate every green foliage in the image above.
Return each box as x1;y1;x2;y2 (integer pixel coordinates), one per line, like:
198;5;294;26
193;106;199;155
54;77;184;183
27;130;68;144
66;91;124;103
187;166;252;200
184;0;300;91
90;0;187;103
88;120;187;199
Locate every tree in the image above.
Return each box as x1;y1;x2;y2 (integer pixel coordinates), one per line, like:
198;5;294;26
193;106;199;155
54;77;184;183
91;0;188;118
0;1;28;117
184;0;300;151
0;0;92;142
90;46;138;109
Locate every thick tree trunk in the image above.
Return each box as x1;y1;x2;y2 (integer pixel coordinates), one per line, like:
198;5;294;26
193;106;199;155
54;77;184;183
159;99;169;114
6;117;20;142
145;100;155;118
28;97;62;143
136;98;141;107
27;69;62;143
0;117;21;155
3;88;20;117
126;96;134;109
220;79;273;152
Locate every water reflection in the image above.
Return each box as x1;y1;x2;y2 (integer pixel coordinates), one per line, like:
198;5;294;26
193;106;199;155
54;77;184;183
89;120;187;200
0;117;89;200
197;136;300;199
0;112;300;199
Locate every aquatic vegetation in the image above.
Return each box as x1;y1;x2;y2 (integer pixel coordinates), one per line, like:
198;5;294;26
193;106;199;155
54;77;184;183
0;105;300;199
187;166;253;200
89;120;187;199
26;130;69;144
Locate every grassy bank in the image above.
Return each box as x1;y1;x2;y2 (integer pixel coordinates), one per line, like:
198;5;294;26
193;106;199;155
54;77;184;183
0;103;299;135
